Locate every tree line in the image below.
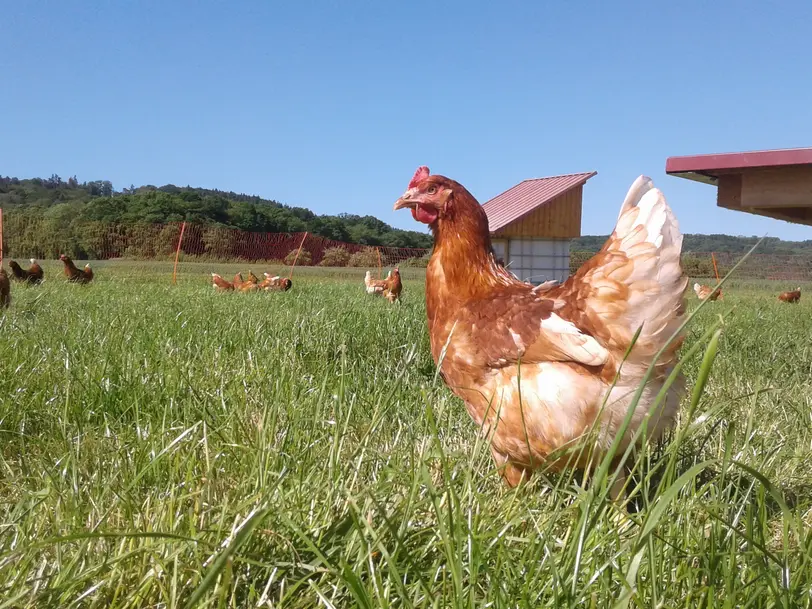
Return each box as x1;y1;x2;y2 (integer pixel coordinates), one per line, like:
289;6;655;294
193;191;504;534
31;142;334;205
2;174;810;257
0;175;434;250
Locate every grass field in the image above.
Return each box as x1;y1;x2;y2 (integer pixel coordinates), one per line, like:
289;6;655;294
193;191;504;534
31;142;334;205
1;261;811;607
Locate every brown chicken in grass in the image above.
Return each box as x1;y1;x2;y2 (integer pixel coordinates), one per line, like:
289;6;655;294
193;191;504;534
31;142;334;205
59;255;93;284
231;272;258;292
238;275;259;292
0;267;9;309
383;267;402;303
693;283;722;301
364;270;389;295
211;273;235;291
394;166;687;494
8;259;44;284
241;270;261;292
364;269;401;302
778;287;801;303
260;273;293;291
213;271;291;292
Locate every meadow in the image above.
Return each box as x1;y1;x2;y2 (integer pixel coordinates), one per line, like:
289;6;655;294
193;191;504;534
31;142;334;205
0;261;811;607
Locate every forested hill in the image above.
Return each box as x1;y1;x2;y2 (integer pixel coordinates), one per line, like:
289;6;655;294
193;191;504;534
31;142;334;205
2;175;810;253
573;234;812;254
0;175;433;249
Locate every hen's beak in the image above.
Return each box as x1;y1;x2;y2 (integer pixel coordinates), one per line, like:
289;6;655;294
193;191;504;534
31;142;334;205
393;187;419;211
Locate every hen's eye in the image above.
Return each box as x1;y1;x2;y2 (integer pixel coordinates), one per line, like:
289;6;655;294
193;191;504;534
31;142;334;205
427;186;437;194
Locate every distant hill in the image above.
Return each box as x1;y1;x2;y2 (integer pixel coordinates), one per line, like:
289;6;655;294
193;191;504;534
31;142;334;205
572;234;812;255
2;174;810;255
0;175;433;249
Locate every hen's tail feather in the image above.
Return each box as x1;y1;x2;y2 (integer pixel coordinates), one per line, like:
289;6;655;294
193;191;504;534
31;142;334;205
616;175;655;222
609;176;686;355
566;176;686;363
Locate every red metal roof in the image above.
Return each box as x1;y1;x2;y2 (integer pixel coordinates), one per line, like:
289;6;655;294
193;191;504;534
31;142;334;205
482;171;596;233
666;147;812;184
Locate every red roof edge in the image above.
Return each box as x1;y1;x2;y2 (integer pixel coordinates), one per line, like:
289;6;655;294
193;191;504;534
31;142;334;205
483;171;597;233
483;171;597;207
666;147;812;175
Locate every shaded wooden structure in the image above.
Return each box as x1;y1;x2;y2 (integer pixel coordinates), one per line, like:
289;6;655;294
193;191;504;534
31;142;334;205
482;171;596;283
666;147;812;226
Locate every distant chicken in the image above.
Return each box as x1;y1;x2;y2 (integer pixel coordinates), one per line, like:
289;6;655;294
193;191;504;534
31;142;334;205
230;272;257;292
394;166;687;494
383;267;402;303
260;273;293;291
246;270;259;285
59;255;93;284
8;259;44;285
778;287;801;303
0;267;9;308
364;270;389;295
211;273;235;291
693;283;722;301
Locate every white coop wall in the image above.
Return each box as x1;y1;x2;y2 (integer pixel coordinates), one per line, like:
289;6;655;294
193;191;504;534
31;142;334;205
505;238;570;284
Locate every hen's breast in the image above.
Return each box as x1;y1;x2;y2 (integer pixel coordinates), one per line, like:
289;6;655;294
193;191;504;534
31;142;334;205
441;353;606;468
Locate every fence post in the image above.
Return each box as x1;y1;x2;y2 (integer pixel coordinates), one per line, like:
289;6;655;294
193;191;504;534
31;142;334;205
172;221;187;285
376;247;382;279
711;252;720;283
288;232;308;279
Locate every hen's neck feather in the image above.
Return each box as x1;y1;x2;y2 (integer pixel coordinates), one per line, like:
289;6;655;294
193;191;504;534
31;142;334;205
426;188;522;324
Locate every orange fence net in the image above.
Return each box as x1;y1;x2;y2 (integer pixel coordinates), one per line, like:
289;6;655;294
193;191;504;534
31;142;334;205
0;214;431;276
679;251;812;282
2;211;811;282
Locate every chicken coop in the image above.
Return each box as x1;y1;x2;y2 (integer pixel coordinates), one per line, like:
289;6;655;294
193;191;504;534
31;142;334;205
666;147;812;226
482;171;596;284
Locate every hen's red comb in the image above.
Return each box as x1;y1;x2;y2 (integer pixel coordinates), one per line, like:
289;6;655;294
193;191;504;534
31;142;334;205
408;166;430;188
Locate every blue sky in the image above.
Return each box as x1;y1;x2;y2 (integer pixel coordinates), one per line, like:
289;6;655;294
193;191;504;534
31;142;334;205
1;0;811;240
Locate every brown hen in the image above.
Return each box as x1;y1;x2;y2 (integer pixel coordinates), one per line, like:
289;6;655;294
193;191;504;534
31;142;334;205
693;283;722;301
364;270;389;295
394;167;687;493
9;259;44;284
260;273;293;291
383;267;402;303
778;287;801;303
60;255;93;284
211;273;235;291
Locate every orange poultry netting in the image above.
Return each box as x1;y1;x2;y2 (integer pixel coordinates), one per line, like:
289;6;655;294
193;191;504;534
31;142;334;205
680;251;812;282
0;212;430;281
2;210;811;283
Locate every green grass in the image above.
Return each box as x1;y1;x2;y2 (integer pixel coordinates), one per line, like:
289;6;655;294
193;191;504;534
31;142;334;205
1;261;811;607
